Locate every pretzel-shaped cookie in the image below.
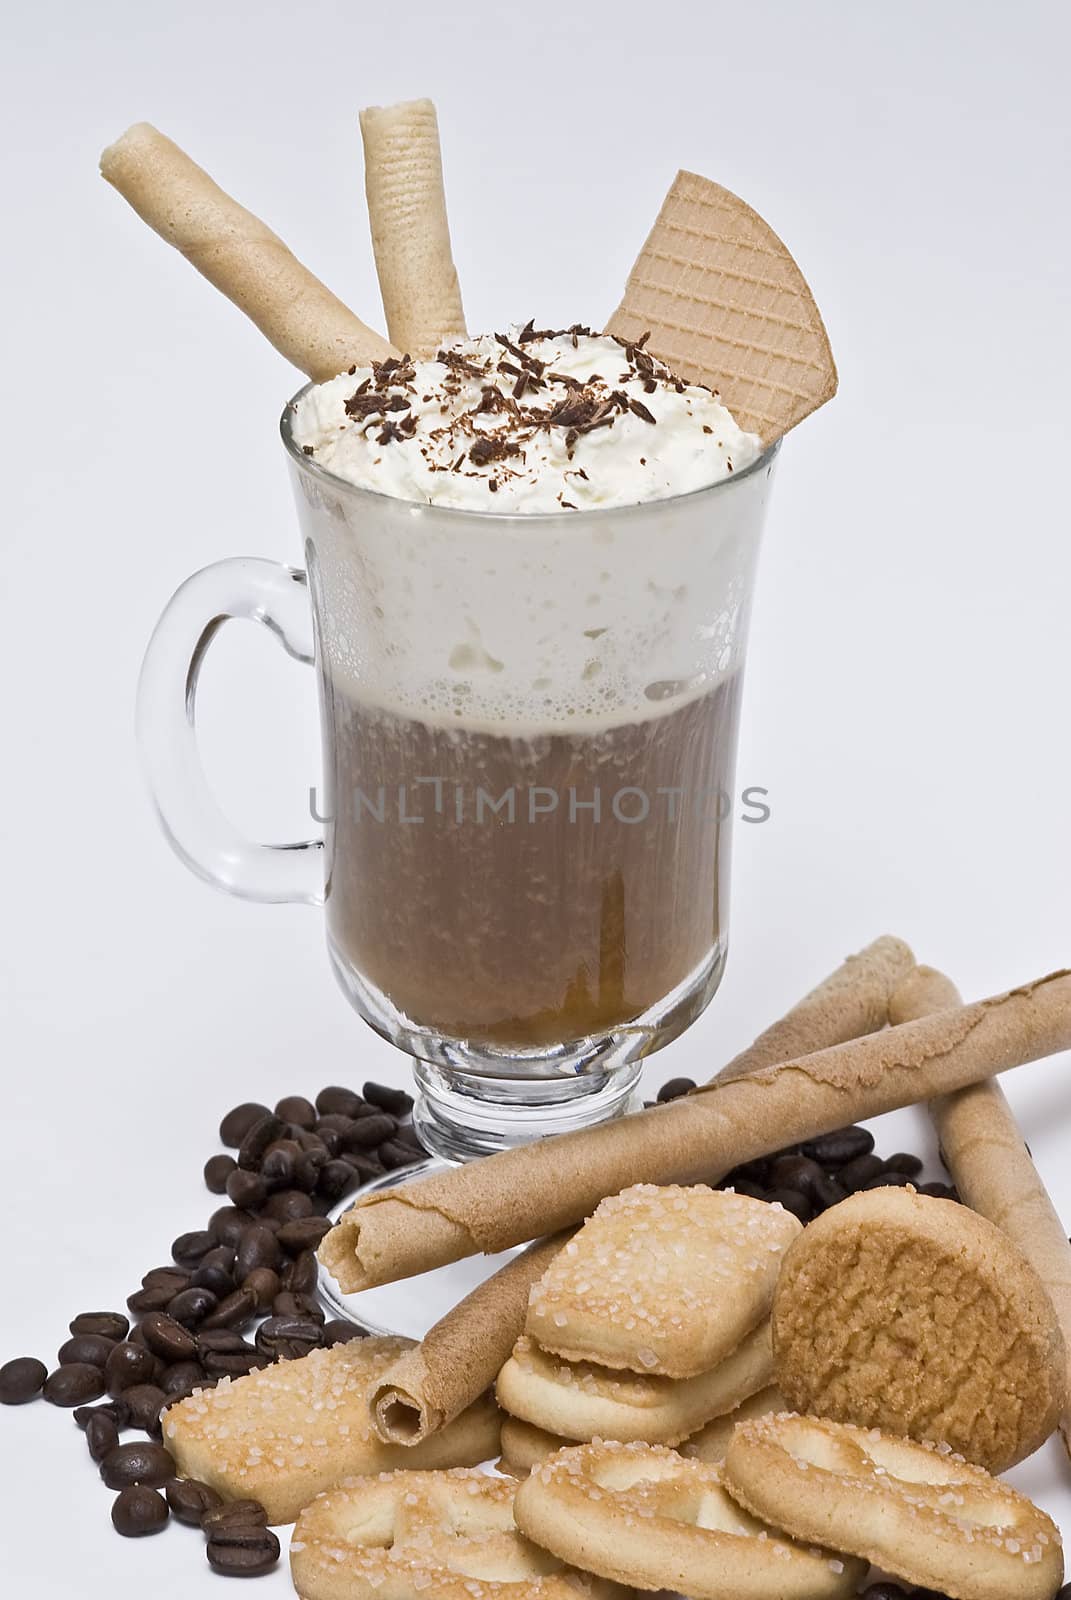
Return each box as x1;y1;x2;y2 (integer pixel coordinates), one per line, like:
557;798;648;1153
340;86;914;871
723;1413;1064;1600
291;1469;624;1600
513;1441;864;1599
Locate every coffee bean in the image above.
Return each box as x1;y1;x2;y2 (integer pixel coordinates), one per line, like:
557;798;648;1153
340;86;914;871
57;1333;116;1368
272;1291;325;1323
43;1362;106;1406
655;1076;695;1103
226;1167;268;1210
111;1485;169;1537
172;1229;215;1268
126;1284;177;1315
0;1356;47;1404
864;1172;916;1190
276;1094;318;1128
803;1126;876;1166
255;1316;324;1361
140;1313;198;1363
204;1152;238;1194
343;1113;396;1150
767;1155;826;1199
207;1526;281;1576
379;1139;419;1171
261;1188;315;1223
314;1126;343;1158
237;1113;286;1171
766;1188;813;1224
242;1267;281;1310
315;1158;360;1202
161;1360;205;1396
219;1102;272;1148
190;1262;237;1300
315;1085;365;1118
209;1205;258;1249
389;1126;426;1157
281;1250;320;1298
201;1344;267;1379
314;1112;358;1140
918;1182;958;1200
236;1224;280;1280
721;1178;766;1201
70;1310;130;1341
122;1383;167;1434
197;1329;251;1355
862;1586;910;1599
837;1153;885;1192
167;1286;219;1329
203;1498;269;1533
276;1216;332;1254
101;1440;176;1489
74;1397;130;1429
201;1290;256;1331
294;1129;328;1155
883;1152;925;1178
86;1410;121;1462
348;1151;386;1182
165;1475;224;1525
142;1272;191;1303
363;1079;414;1116
322;1319;369;1346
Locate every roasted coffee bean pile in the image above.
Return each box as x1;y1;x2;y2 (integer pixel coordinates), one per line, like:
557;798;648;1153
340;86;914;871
0;1080;421;1577
653;1077;959;1224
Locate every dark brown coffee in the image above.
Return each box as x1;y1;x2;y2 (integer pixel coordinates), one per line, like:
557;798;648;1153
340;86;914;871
321;677;741;1048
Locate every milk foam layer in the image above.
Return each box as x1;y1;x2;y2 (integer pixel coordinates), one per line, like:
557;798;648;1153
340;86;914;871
290;326;762;513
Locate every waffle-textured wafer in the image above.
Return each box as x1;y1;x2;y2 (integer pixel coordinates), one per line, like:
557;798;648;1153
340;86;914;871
607;170;836;442
680;1384;784;1464
772;1185;1067;1471
724;1413;1064;1600
162;1337;499;1524
514;1440;864;1600
290;1469;626;1600
498;1416;573;1478
497;1323;772;1446
526;1184;799;1379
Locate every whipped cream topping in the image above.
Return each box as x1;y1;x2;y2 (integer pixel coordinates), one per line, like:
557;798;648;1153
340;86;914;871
289;323;762;512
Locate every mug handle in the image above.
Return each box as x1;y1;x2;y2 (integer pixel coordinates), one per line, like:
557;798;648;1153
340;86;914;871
136;557;325;905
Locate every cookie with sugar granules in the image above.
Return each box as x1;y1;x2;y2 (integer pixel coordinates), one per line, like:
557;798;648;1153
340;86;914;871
772;1185;1067;1471
526;1183;800;1378
290;1468;627;1600
680;1384;784;1464
723;1411;1064;1600
163;1336;500;1524
513;1439;864;1600
498;1415;572;1477
497;1322;772;1445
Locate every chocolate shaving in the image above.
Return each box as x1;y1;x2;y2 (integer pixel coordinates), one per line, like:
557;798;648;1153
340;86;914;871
629;398;657;424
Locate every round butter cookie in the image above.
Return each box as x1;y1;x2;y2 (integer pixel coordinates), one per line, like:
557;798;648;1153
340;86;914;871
771;1186;1067;1471
723;1411;1063;1600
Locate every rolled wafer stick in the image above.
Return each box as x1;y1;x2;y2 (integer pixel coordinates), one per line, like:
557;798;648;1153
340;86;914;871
100;122;397;380
360;98;467;356
890;964;1071;1463
322;960;1071;1293
368;1231;571;1446
320;937;912;1294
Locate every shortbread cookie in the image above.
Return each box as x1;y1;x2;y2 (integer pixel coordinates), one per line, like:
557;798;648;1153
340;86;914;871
291;1468;625;1600
513;1440;864;1599
498;1322;773;1446
680;1385;785;1464
724;1412;1064;1600
163;1337;500;1524
527;1184;800;1378
772;1186;1067;1471
499;1416;572;1477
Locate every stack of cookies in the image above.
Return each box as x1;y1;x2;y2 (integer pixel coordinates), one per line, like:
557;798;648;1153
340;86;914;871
495;1183;797;1471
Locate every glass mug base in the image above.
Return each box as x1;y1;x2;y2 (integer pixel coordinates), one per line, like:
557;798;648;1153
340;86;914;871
327;937;727;1161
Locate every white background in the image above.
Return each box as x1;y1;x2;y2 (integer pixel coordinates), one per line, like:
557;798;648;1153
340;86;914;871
2;1;1070;1593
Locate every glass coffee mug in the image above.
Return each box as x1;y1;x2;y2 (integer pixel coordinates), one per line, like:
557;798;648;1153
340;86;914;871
138;388;779;1162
